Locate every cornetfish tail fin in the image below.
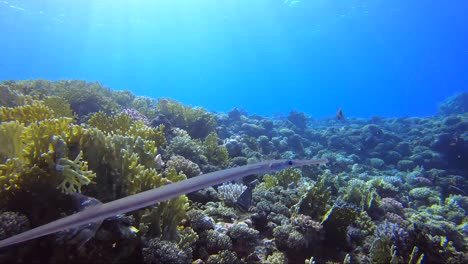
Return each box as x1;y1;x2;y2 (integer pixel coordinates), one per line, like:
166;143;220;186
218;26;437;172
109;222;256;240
0;159;328;248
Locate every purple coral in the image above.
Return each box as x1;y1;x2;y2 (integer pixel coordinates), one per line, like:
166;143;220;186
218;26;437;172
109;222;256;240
380;197;404;215
384;212;407;227
121;108;150;125
374;220;408;245
412;177;432;187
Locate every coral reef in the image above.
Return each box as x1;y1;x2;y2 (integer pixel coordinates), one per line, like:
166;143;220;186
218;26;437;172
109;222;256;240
0;79;467;263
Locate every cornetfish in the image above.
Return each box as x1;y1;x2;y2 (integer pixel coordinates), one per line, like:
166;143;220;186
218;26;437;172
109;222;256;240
0;158;328;248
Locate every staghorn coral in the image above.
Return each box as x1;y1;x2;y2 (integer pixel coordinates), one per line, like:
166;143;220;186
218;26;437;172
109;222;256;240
369;220;410;264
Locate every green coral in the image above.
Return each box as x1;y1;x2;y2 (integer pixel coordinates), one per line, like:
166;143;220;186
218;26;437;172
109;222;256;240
166;130;204;163
204;132;229;166
130;96;158;119
88;112;166;145
138;169;189;241
320;202;358;244
157;98;216;139
0;80;138;118
262;168;302;189
0;83;27;107
369;239;398;264
293;176;331;220
342;178;381;212
266;252;286;264
54;80;120;116
409;187;441;205
43;96;74;118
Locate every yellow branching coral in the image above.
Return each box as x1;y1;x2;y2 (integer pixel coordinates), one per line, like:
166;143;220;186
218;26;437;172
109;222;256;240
56;151;95;194
21;117;78;165
204;132;229;166
0;158;24;191
89;112;133;135
0;102;55;124
0;115;93;194
139;169;189;241
0;121;24;162
43;96;75;118
89;112;166;146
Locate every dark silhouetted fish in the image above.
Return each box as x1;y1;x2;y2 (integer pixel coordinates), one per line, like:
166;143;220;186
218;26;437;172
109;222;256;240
336;108;345;120
236;179;259;211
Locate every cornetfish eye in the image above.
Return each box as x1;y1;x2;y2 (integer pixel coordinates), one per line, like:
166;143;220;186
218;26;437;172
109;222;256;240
287;160;293;166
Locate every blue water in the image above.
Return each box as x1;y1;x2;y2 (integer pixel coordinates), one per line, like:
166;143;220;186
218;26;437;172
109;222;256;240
1;0;467;118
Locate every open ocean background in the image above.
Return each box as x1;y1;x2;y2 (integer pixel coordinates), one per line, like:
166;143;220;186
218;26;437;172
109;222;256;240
1;0;467;118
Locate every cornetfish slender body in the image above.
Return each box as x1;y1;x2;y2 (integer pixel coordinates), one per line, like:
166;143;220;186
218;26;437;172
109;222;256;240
0;159;328;248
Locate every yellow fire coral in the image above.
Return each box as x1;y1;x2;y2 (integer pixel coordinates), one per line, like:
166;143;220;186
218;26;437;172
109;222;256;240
0;102;55;124
0;121;24;162
0;114;93;194
89;112;166;146
56;151;95;194
0;158;24;192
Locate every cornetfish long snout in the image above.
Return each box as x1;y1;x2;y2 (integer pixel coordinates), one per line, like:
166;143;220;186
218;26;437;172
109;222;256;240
0;158;328;248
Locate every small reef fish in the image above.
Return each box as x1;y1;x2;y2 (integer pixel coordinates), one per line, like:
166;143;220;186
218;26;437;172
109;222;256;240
336;108;345;120
0;159;328;248
235;179;259;211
